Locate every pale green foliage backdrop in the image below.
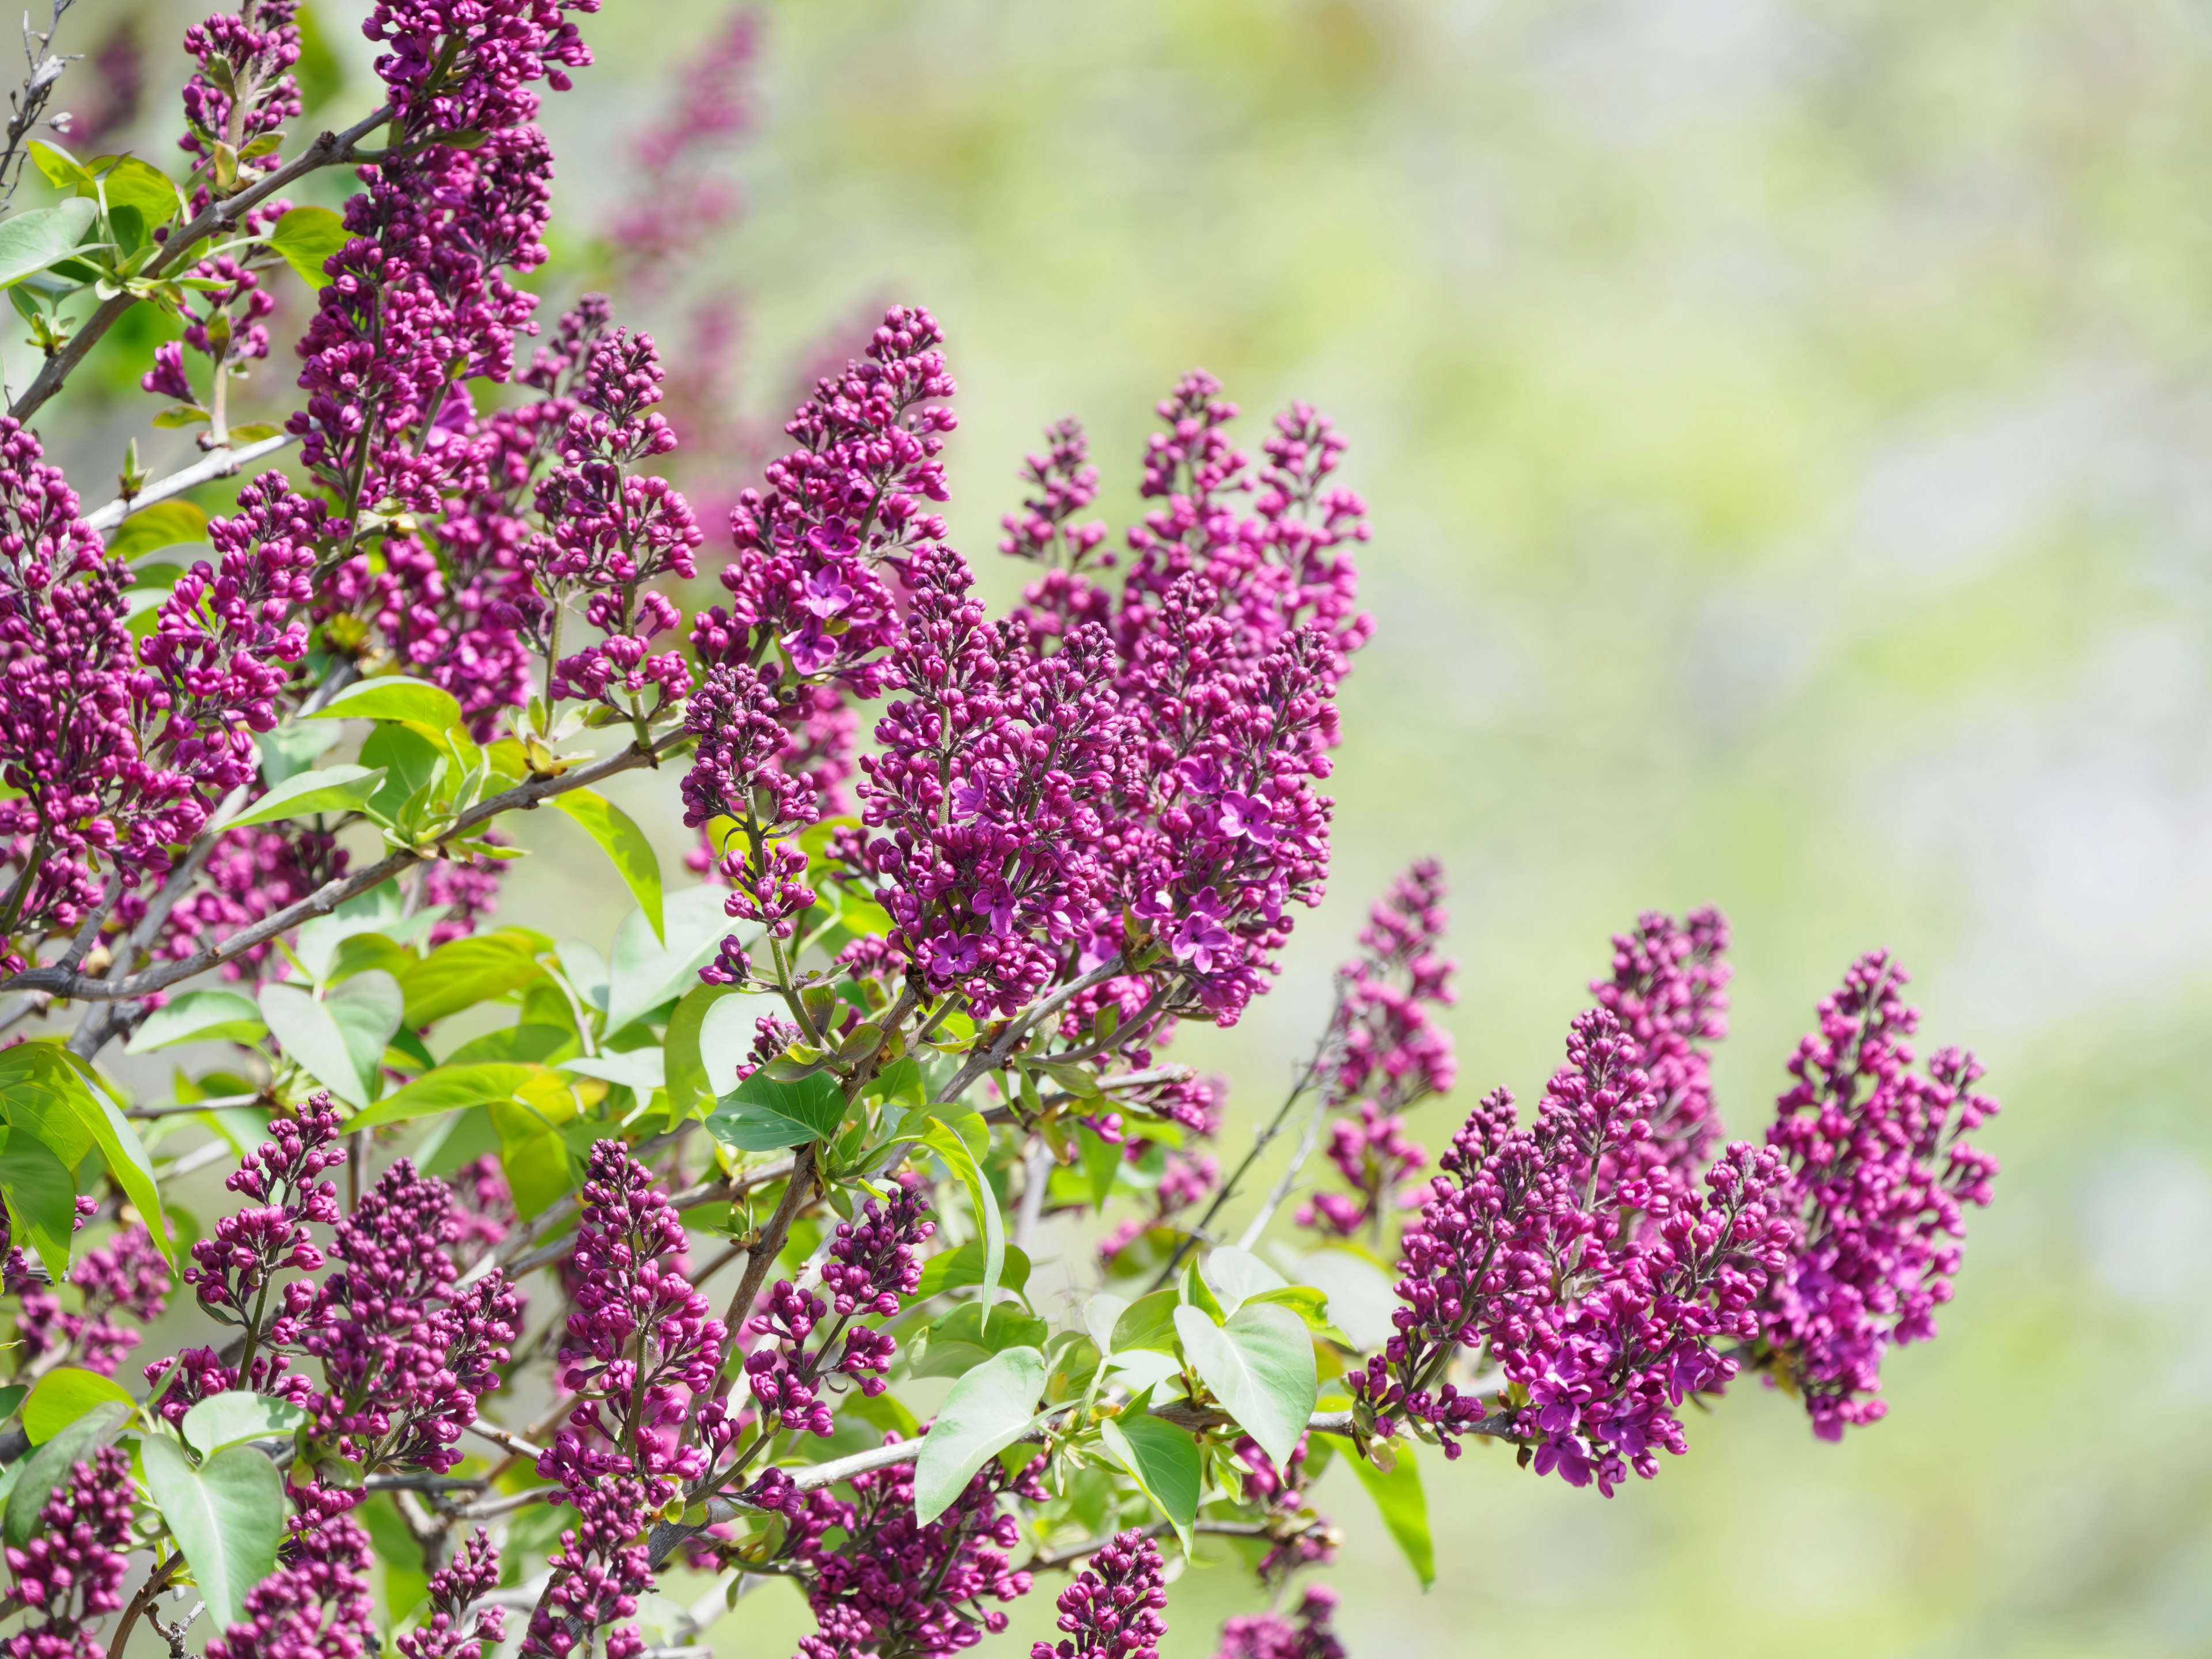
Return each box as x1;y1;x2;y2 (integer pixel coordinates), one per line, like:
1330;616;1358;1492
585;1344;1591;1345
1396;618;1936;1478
55;0;2212;1653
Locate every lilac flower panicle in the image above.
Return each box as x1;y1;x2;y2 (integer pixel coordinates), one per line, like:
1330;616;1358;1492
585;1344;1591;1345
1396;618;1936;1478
184;1096;344;1328
1209;1586;1346;1659
1032;1528;1169;1659
1758;950;2001;1440
3;1446;134;1659
1592;907;1730;1190
396;1531;505;1659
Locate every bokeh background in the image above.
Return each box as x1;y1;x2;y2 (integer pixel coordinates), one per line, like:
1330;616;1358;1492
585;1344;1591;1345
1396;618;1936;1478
39;0;2212;1653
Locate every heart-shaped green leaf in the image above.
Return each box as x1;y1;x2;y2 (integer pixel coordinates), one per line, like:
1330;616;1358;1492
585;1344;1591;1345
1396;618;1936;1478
1173;1301;1317;1471
911;1345;1045;1525
139;1436;287;1633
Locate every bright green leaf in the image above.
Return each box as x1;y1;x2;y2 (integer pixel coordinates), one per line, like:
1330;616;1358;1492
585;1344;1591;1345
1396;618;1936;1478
1173;1302;1317;1471
912;1302;1050;1377
603;886;733;1033
43;1051;172;1267
139;1436;287;1633
662;983;738;1124
309;676;464;733
260;983;372;1107
559;1051;664;1093
266;203;348;289
706;1070;845;1152
1109;1289;1182;1355
911;1345;1045;1525
0;200;97;289
22;1368;135;1445
90;156;184;224
914;1240;1033;1300
399;930;547;1026
347;1063;546;1130
922;1114;1004;1335
1200;1245;1286;1319
222;763;386;828
326;970;403;1102
181;1389;308;1455
1294;1248;1399;1353
1099;1408;1200;1550
0;1128;76;1282
103;501;207;563
125;990;266;1054
551;790;662;942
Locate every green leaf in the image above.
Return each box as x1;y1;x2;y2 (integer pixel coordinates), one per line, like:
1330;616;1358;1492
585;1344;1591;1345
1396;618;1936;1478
347;1063;547;1130
1083;1292;1130;1358
260;982;375;1107
28;141;92;192
125;989;266;1054
325;969;403;1102
255;722;333;790
662;983;738;1124
1109;1288;1182;1355
1173;1302;1317;1471
551;790;662;942
559;1051;664;1093
38;1051;172;1268
0;1384;26;1423
293;881;406;983
603;886;734;1033
912;1302;1049;1378
22;1368;135;1445
139;1436;288;1634
0;1127;76;1282
911;1345;1045;1525
399;930;547;1026
1293;1248;1399;1353
1200;1245;1287;1319
1098;1408;1201;1550
181;1389;308;1455
913;1240;1033;1301
0;199;97;289
921;1114;1004;1335
1336;1437;1434;1589
222;763;386;828
104;501;208;563
309;676;464;733
3;1400;128;1548
266;203;349;288
705;1070;846;1152
91;156;184;225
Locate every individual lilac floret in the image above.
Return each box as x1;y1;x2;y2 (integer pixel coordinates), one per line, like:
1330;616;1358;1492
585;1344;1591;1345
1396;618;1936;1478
304;1160;523;1473
1209;1586;1346;1659
793;1438;1041;1659
1032;1528;1169;1659
1758;949;2000;1440
397;1530;505;1659
2;1446;134;1659
1592;907;1730;1191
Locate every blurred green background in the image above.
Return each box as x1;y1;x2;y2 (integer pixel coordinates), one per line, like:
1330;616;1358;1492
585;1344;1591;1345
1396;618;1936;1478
44;0;2212;1653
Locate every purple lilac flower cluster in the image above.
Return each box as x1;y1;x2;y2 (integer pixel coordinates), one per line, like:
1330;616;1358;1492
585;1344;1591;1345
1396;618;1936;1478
1352;1007;1795;1494
1230;1435;1338;1585
144;824;346;979
1756;950;2000;1438
1209;1587;1346;1659
789;1439;1043;1659
182;1096;343;1331
536;327;702;715
178;0;302;198
744;1181;933;1435
2;1448;135;1659
303;1160;523;1474
527;1142;726;1659
1033;1528;1169;1659
395;1531;506;1659
10;1220;168;1377
1592;907;1730;1192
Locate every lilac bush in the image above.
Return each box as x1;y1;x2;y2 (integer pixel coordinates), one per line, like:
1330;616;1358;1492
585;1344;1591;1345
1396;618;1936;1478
0;6;2003;1658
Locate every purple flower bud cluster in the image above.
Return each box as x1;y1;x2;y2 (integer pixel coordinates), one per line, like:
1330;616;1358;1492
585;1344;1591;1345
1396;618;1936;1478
179;1;302;194
421;833;511;946
1324;859;1457;1112
145;1344;315;1426
791;1437;1042;1659
0;421;192;967
536;327;701;713
1000;418;1107;572
304;1160;522;1473
206;1482;376;1659
2;1447;134;1659
744;1182;932;1434
364;0;597;136
1592;907;1730;1191
683;661;821;974
1229;1435;1336;1585
1298;1101;1427;1239
396;1530;505;1659
184;1096;343;1327
11;1221;169;1377
1352;1009;1794;1495
612;7;757;281
137;472;325;795
531;1142;726;1659
1756;950;2000;1439
141;252;281;412
1032;1528;1169;1659
1209;1586;1345;1659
